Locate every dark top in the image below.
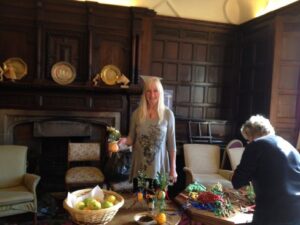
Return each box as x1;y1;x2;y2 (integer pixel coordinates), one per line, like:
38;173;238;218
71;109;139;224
232;134;300;223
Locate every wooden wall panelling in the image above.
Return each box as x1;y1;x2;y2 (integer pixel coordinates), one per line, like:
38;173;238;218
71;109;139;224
151;17;239;142
0;1;37;82
270;15;300;144
130;8;156;83
237;20;275;136
152;17;239;122
39;0;88;83
89;2;132;82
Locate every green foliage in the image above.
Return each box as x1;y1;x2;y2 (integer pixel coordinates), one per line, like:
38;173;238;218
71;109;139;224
185;181;206;193
156;172;169;190
137;170;147;191
246;182;255;204
107;126;121;142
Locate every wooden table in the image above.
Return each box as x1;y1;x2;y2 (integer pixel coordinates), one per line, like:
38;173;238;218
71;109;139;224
108;193;181;225
174;193;253;225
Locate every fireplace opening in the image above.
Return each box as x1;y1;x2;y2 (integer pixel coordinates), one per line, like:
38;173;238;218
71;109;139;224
40;136;92;192
3;110;119;192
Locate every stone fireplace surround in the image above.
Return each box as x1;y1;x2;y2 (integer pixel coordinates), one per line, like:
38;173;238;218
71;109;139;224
0;109;121;191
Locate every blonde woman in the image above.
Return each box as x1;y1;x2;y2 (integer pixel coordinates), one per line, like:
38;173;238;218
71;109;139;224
119;76;177;191
232;115;300;225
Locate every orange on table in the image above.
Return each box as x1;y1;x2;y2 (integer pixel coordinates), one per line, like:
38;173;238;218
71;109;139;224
137;191;143;202
155;212;167;225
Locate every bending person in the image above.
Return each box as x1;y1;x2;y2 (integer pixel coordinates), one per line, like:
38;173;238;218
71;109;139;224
232;115;300;225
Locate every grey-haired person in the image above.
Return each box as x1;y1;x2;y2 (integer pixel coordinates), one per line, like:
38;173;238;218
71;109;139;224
232;115;300;225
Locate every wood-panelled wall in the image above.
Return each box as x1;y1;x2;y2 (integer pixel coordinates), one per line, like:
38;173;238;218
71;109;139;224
238;2;300;145
270;14;300;144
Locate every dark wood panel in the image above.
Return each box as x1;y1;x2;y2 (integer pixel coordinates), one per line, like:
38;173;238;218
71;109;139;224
45;31;87;82
152;16;238;122
0;92;38;108
41;94;90;110
0;28;36;81
93;95;125;110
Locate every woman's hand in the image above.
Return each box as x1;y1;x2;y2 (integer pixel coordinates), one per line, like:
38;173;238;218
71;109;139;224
169;169;178;184
118;137;128;145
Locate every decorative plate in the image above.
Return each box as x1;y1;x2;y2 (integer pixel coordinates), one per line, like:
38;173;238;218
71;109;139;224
100;64;121;85
51;61;76;85
3;57;28;80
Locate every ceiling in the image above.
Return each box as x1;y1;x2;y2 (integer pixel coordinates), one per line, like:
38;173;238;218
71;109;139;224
80;0;298;24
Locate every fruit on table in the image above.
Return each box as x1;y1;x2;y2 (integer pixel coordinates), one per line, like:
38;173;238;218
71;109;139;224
106;194;116;204
83;197;94;206
75;201;85;210
87;199;101;210
102;200;114;208
75;197;102;210
155;212;167;225
157;190;166;200
137;191;143;202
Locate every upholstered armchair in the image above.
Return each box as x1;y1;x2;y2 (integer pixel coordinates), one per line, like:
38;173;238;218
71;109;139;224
0;145;40;224
183;144;233;188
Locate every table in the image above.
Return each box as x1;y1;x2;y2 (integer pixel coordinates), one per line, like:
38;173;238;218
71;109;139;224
108;193;181;225
174;193;253;225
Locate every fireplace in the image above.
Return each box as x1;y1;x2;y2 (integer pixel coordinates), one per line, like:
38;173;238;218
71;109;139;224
0;109;121;191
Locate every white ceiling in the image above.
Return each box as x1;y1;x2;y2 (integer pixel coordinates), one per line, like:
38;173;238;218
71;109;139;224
81;0;299;24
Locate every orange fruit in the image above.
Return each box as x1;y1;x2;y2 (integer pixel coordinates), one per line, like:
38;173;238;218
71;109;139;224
155;212;167;225
109;142;119;152
137;192;143;202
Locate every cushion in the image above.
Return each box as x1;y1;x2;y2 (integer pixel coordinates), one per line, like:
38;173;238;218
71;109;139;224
0;185;34;206
65;167;105;184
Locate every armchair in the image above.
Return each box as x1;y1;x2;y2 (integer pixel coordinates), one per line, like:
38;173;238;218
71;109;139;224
183;144;233;188
0;145;40;224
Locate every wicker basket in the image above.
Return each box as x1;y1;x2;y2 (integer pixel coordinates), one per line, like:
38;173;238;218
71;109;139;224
63;188;124;225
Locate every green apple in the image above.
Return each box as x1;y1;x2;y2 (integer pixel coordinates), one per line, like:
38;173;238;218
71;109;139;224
101;200;114;208
83;197;93;206
75;201;85;210
87;199;101;210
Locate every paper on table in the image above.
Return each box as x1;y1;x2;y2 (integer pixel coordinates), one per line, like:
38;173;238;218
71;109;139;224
66;185;104;208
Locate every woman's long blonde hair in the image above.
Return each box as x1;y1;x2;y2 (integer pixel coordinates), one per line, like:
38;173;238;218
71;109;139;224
137;77;165;124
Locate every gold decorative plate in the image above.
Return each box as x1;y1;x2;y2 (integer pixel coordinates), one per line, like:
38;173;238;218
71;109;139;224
3;57;28;80
100;64;121;85
51;61;76;85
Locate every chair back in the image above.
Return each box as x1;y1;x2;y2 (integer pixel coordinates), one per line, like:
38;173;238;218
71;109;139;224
68;143;100;162
226;139;243;149
221;139;243;169
227;147;245;170
184;144;220;174
0;145;27;188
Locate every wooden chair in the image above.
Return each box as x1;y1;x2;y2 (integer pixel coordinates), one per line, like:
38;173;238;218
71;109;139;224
65;143;105;191
188;121;224;144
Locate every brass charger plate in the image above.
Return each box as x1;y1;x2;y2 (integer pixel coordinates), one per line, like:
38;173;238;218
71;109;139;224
3;57;28;80
100;64;121;85
51;61;76;85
